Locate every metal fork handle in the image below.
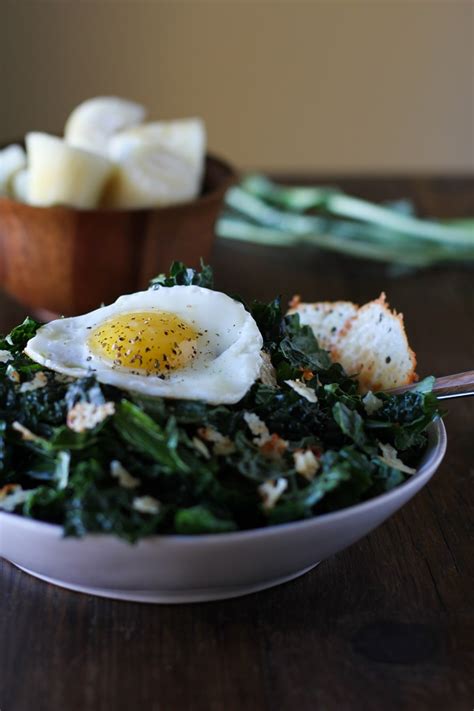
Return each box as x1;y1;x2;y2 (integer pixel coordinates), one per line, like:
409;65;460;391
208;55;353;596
389;370;474;400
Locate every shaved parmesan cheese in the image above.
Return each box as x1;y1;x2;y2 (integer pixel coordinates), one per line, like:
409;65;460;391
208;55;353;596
243;412;288;459
284;379;318;403
259;351;277;386
0;350;13;363
67;401;115;433
191;437;211;460
132;495;161;515
243;411;271;445
110;460;140;489
260;434;288;460
0;484;31;512
378;442;416;475
19;371;48;393
258;478;288;510
12;421;41;441
56;451;70;490
363;391;384;415
197;426;236;455
293;449;320;480
6;365;20;383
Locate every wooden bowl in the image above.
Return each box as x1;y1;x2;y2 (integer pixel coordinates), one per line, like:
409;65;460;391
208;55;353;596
0;154;236;318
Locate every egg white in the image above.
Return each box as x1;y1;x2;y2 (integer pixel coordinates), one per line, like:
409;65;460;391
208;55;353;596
24;286;264;405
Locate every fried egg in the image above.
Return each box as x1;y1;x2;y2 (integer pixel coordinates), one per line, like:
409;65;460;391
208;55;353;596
24;286;264;404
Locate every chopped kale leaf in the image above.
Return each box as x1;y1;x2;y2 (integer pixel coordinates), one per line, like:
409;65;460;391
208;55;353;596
149;260;214;289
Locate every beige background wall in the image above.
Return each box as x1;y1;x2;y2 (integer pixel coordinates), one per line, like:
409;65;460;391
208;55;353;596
1;0;473;173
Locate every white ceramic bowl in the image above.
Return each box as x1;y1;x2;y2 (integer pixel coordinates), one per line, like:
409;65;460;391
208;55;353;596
0;419;446;604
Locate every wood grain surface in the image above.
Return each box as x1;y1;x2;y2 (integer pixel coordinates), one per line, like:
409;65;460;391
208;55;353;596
0;176;473;711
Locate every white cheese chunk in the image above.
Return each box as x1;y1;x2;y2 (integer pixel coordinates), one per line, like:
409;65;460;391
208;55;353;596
378;442;416;475
284;379;318;403
243;411;271;445
293;449;320;480
67;401;115;433
258;478;288;510
363;391;384;415
19;371;48;393
132;495;161;515
110;460;140;489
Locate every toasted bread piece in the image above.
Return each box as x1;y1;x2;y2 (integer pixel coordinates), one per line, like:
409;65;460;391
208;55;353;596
334;294;417;393
289;301;358;352
289;294;417;394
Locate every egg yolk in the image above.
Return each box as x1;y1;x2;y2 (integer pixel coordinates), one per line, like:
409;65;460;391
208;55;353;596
88;311;200;374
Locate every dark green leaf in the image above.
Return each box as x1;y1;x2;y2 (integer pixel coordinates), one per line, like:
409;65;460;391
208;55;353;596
250;298;283;350
0;317;41;352
149;260;214;289
114;401;189;473
174;505;237;534
279;314;332;372
332;402;367;448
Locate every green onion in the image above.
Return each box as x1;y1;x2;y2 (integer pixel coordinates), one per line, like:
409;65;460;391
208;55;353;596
216;175;474;268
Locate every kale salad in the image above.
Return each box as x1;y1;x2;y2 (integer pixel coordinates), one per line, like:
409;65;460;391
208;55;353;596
0;263;440;541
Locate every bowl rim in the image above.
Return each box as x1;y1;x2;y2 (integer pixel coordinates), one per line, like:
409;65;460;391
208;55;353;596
0;417;447;544
0;152;238;215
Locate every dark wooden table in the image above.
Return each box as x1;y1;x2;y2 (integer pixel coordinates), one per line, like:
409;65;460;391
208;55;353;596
0;177;473;711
